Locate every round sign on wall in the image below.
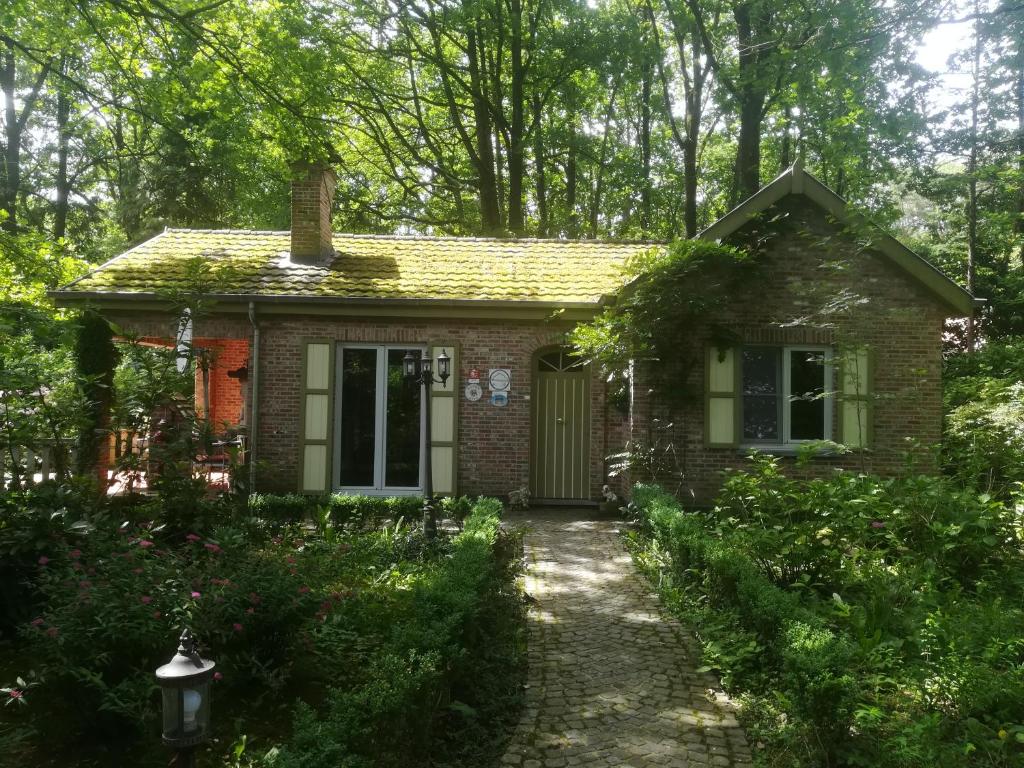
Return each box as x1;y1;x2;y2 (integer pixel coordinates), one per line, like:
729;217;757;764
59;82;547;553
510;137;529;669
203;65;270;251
464;382;483;402
488;368;511;392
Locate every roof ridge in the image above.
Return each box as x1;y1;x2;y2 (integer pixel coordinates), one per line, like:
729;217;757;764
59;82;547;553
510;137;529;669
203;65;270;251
163;227;665;245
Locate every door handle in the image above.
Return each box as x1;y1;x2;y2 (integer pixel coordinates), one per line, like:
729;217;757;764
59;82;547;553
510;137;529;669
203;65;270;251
556;417;565;424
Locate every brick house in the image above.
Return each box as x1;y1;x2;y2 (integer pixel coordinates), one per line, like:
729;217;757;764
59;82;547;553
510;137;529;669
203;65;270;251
52;163;977;503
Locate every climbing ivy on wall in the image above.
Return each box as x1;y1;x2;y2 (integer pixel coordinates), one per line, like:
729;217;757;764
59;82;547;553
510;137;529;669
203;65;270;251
570;239;763;413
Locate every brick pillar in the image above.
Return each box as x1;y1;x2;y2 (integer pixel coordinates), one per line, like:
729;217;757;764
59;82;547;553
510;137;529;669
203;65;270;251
290;162;337;265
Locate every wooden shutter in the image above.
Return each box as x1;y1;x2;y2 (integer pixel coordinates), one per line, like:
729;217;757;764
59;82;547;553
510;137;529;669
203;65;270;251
429;342;458;495
705;345;739;448
298;339;334;493
838;346;871;449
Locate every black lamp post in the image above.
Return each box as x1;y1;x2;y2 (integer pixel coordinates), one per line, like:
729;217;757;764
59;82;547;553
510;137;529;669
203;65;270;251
403;348;451;538
156;629;215;768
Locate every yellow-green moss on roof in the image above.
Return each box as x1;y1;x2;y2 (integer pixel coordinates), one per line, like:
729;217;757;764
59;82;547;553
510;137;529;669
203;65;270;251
60;230;662;304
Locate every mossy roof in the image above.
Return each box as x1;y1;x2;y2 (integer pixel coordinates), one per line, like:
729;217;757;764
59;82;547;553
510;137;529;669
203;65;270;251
59;230;661;305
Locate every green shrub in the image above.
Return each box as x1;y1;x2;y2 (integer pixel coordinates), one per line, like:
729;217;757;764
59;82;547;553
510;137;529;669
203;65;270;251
277;498;509;768
629;475;1024;768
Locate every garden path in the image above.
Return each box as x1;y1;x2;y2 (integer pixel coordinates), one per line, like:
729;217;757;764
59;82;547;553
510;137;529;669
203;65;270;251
500;510;751;768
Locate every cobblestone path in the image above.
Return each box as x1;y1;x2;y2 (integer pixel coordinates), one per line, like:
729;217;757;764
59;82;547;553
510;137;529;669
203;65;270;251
501;511;751;768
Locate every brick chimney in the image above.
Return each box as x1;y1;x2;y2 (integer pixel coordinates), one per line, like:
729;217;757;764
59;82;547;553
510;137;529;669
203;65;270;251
290;162;337;265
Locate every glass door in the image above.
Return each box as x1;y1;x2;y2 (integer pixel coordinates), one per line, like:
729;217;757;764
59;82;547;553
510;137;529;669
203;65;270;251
335;345;424;493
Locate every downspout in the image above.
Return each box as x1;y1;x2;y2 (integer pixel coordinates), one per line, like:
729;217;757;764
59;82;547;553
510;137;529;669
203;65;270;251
247;301;260;494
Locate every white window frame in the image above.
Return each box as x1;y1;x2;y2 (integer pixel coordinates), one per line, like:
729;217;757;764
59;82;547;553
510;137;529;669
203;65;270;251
332;343;426;495
740;345;834;449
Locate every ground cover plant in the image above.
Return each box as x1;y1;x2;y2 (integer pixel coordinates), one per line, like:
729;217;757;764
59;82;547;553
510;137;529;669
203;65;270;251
626;460;1024;768
0;493;525;767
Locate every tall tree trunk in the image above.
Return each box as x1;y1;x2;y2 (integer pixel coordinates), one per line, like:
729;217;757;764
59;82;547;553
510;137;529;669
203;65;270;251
467;23;502;234
507;0;526;235
683;27;705;238
54;56;71;241
966;1;982;352
1015;36;1024;264
779;104;792;172
1;44;18;232
566;87;579;238
732;4;767;204
640;58;653;235
532;93;548;237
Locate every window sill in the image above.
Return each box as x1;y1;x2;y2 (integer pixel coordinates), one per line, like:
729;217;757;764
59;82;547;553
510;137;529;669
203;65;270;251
737;444;838;458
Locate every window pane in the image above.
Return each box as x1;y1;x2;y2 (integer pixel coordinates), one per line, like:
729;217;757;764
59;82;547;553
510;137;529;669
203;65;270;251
742;348;779;441
790;350;826;440
339;348;377;486
384;349;422;487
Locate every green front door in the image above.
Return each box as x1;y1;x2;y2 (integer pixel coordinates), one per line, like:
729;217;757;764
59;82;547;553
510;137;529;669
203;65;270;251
532;349;591;501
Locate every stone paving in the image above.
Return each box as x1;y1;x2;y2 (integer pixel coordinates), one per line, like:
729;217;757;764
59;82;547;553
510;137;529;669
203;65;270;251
501;510;751;768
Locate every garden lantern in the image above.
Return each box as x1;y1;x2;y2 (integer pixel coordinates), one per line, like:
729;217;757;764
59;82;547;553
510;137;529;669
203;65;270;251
403;348;452;538
156;629;215;766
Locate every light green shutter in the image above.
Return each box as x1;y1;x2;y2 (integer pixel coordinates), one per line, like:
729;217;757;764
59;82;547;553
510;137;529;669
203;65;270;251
429;342;458;495
838;346;871;449
299;339;334;492
705;345;739;448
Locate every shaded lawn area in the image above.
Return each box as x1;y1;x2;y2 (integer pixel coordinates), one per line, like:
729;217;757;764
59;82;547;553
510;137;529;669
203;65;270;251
0;493;525;767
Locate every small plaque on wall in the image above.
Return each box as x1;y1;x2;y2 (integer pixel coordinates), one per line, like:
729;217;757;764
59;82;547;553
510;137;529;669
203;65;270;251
465;383;483;402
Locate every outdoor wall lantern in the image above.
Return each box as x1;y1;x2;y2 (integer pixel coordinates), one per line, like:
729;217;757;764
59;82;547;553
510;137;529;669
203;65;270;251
156;628;216;767
403;349;452;538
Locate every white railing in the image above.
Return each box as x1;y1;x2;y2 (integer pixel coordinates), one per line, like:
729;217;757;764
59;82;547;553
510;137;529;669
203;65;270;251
0;439;76;489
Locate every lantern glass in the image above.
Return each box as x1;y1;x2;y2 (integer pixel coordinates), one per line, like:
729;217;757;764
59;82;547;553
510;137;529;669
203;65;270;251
436;350;451;382
403;350;417;379
160;678;212;747
421;356;432;376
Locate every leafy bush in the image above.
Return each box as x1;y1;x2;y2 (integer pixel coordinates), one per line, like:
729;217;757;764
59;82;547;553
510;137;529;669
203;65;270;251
6;495;520;767
629;471;1024;768
275;497;514;768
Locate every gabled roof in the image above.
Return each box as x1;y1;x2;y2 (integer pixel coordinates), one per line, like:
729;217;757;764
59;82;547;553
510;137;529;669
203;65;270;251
52;230;658;309
52;163;976;317
698;161;979;316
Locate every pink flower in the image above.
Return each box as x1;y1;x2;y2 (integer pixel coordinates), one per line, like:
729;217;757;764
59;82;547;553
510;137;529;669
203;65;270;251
152;611;162;619
140;596;153;605
870;521;886;529
286;556;296;565
9;690;22;699
213;672;223;681
191;591;201;599
185;534;202;543
46;627;58;638
298;586;310;594
37;556;49;566
248;593;261;605
69;549;82;560
79;580;92;590
138;540;154;549
204;543;222;554
232;623;243;632
30;618;44;626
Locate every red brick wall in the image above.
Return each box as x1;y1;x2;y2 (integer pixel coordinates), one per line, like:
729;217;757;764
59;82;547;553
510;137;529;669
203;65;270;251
194;338;249;429
254;318;628;499
629;197;951;503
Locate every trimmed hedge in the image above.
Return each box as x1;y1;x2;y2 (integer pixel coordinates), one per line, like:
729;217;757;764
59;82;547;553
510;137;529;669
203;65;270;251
247;493;473;530
630;476;1024;767
632;485;858;761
